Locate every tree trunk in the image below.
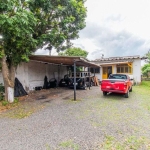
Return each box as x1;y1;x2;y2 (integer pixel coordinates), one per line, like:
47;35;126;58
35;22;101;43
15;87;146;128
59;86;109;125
1;55;15;103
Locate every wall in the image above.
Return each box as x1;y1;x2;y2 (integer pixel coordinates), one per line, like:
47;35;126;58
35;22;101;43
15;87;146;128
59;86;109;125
24;61;68;91
0;61;68;92
132;58;141;83
27;61;47;90
90;59;141;83
16;63;29;91
90;69;101;81
0;71;4;85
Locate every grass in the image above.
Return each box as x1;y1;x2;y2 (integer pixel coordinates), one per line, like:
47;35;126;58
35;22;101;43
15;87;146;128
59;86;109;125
140;80;150;88
1;104;45;119
98;135;150;150
134;81;150;112
0;98;19;113
7;108;34;119
135;81;150;94
45;144;51;150
59;140;79;150
66;98;82;103
90;120;101;127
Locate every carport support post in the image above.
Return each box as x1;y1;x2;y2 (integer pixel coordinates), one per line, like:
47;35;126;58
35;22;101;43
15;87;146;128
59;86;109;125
74;61;76;100
88;67;90;90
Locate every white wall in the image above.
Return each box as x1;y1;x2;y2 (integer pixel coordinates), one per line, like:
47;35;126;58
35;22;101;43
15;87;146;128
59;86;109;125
16;63;29;91
0;61;68;92
0;71;4;85
27;61;47;90
90;59;141;83
90;69;101;81
24;61;68;91
132;58;141;83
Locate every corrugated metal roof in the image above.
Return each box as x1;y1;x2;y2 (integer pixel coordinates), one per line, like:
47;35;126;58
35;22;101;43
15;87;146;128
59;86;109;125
29;55;100;68
95;55;141;61
94;61;130;66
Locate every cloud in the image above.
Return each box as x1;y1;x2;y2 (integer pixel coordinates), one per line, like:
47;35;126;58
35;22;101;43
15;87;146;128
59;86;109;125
73;22;150;60
35;0;150;62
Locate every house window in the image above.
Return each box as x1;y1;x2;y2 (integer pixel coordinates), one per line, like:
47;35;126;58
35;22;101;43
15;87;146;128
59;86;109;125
117;67;120;73
117;64;132;73
88;67;100;73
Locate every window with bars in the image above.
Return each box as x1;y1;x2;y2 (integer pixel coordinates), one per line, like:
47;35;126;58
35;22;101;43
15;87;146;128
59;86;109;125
88;67;100;73
117;64;132;73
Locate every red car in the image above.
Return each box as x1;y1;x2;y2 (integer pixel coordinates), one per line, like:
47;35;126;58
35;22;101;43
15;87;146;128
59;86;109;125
101;74;133;98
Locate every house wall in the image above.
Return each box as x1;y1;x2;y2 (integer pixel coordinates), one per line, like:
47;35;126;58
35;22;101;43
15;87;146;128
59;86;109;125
90;59;141;83
132;58;141;83
90;69;101;81
113;65;117;74
0;61;68;92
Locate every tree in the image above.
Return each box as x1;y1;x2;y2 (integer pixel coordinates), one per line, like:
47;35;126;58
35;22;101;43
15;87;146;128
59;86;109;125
59;47;88;71
0;0;86;102
142;64;150;78
145;49;150;63
59;47;88;58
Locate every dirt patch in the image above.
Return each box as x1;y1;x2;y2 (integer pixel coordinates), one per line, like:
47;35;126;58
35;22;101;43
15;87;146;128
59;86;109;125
0;87;73;115
0;101;19;114
0;87;99;116
25;88;65;101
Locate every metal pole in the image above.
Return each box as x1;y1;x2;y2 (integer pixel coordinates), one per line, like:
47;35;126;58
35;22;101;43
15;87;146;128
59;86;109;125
88;67;90;90
74;61;76;100
58;65;60;86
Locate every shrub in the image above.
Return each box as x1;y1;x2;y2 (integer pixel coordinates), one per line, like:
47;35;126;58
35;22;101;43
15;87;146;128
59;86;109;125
2;101;9;106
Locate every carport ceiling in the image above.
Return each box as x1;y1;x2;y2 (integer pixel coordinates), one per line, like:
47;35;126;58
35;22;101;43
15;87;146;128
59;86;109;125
29;55;100;68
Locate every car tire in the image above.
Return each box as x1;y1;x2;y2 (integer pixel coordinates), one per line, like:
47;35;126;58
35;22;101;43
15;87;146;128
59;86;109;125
90;82;93;87
124;90;129;98
103;91;107;96
129;87;132;92
83;84;87;90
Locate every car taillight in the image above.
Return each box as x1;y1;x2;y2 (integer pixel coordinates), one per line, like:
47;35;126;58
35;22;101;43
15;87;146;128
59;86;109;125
124;82;127;89
124;82;127;86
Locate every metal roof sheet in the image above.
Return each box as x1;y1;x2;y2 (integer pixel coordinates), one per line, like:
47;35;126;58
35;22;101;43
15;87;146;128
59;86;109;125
95;55;141;61
29;55;100;68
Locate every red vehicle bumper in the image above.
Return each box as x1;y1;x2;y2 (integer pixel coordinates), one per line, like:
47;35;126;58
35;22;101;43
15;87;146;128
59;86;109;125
101;88;127;94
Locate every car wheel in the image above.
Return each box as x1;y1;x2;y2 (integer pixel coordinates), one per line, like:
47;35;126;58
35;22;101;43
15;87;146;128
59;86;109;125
124;90;129;98
103;91;107;96
129;87;132;92
90;82;93;87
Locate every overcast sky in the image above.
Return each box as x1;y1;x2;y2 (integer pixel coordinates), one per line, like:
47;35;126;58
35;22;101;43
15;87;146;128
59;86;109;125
36;0;150;61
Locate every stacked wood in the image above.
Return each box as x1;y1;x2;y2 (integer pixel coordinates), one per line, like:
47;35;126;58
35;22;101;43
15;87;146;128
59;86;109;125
93;76;99;86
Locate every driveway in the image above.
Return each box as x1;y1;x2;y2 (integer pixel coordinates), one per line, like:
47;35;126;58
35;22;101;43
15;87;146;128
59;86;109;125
0;86;150;150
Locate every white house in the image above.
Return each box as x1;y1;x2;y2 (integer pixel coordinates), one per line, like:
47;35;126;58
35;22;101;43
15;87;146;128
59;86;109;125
90;55;144;84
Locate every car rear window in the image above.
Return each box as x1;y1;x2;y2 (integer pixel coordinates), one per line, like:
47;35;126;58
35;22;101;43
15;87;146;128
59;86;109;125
109;74;127;79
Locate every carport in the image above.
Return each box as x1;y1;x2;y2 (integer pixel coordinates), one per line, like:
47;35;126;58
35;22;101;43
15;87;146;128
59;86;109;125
29;55;100;100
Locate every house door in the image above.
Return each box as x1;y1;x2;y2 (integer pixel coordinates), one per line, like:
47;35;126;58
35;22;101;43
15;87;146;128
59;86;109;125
102;66;112;79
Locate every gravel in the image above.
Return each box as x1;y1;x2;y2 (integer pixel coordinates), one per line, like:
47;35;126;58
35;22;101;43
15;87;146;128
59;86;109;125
0;86;150;150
